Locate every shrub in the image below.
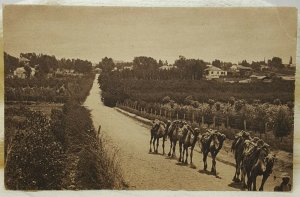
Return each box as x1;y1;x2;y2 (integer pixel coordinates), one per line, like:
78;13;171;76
5;111;65;190
273;98;282;105
162;96;171;104
273;106;293;141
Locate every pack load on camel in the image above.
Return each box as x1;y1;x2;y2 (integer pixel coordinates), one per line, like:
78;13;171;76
231;130;251;153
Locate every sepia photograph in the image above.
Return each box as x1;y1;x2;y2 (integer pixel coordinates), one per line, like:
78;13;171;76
2;5;297;192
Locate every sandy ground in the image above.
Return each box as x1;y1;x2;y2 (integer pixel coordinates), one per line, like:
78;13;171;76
84;75;284;191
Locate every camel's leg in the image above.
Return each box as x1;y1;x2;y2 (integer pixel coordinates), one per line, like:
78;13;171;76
162;137;165;155
236;161;241;182
203;152;208;171
168;139;172;156
252;175;257;191
247;171;252;191
241;166;247;189
211;154;217;175
149;135;153;153
172;141;177;157
190;147;194;164
155;138;159;154
152;136;156;153
259;174;269;191
185;147;188;164
178;142;183;162
233;159;241;182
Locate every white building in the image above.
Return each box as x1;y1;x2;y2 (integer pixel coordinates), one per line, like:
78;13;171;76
204;65;227;79
158;65;177;70
13;67;36;78
13;67;26;79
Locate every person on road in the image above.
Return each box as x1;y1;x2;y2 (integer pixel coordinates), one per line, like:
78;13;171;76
274;173;292;191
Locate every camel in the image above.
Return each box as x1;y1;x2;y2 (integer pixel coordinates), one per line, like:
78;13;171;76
167;120;181;157
149;119;171;154
169;121;189;161
231;130;252;182
252;153;276;191
199;130;226;176
240;139;273;191
181;127;201;165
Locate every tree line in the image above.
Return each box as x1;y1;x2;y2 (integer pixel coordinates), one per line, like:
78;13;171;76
97;55;295;81
4;52;93;78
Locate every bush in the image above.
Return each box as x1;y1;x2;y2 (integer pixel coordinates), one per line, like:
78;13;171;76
273;106;293;140
162;96;171;104
5;111;65;190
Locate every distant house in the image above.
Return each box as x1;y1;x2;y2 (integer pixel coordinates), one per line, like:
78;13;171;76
95;68;101;73
19;57;30;65
228;64;252;77
204;65;227;80
55;68;75;75
159;65;177;70
236;65;252;77
31;67;36;77
260;64;269;71
123;66;134;70
13;67;26;79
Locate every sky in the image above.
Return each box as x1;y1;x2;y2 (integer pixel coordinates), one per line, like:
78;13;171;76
2;5;297;64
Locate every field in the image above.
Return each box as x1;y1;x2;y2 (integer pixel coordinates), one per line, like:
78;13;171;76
5;74;95;103
4;72;125;190
99;74;295;105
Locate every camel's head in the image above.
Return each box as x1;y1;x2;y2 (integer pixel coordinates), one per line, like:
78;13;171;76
265;153;276;170
256;143;270;172
177;120;184;128
151;119;160;131
242;131;251;140
219;133;226;142
193;128;201;136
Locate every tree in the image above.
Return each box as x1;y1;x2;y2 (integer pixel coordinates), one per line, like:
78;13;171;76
229;97;235;106
133;56;158;79
174;56;206;80
241;60;250;67
184;95;194;105
4;52;19;75
273;106;293;141
24;65;32;78
212;59;221;68
99;57;115;73
251;61;261;71
162;96;171;104
289;56;292;65
269;57;283;70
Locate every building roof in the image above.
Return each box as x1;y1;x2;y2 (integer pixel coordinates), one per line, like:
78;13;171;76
205;65;224;71
250;75;266;80
14;67;26;74
237;65;252;70
281;76;295;81
19;57;30;62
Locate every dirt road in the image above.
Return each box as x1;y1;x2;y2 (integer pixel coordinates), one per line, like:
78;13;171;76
83;75;280;191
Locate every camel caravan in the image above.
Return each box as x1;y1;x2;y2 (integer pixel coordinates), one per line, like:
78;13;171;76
149;119;283;191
